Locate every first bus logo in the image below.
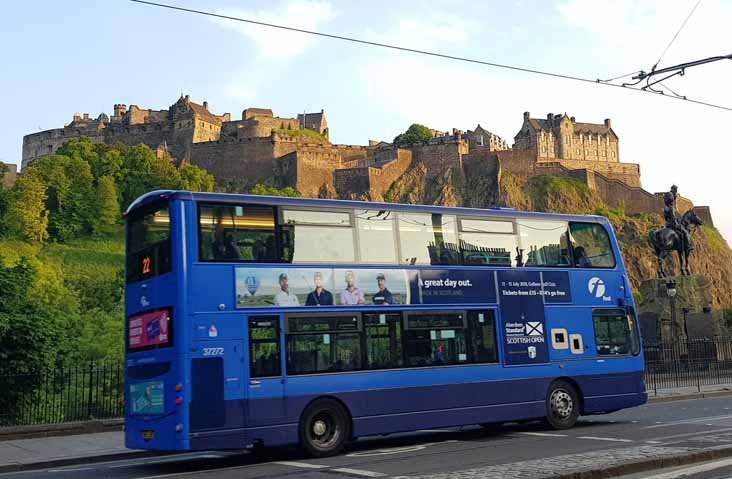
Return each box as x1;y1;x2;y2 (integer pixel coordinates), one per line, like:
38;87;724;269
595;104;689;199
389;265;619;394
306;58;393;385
588;277;611;302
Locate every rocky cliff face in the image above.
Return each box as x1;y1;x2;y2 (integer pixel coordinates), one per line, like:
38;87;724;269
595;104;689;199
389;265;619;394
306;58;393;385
374;162;732;311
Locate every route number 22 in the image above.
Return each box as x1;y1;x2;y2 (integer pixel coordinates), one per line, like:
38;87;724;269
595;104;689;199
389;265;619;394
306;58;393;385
142;257;151;274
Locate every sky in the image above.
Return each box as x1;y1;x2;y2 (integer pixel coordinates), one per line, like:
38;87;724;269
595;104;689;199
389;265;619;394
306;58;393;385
1;0;730;244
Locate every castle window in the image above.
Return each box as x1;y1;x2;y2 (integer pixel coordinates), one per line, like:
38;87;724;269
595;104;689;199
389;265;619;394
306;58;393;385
541;146;546;155
576;149;580;155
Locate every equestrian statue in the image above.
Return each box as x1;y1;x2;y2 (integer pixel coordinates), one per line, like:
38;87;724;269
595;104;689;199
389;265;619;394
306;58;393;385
649;185;704;277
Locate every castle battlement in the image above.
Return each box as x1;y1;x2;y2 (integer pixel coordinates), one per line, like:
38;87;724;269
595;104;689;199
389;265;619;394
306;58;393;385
21;97;651;216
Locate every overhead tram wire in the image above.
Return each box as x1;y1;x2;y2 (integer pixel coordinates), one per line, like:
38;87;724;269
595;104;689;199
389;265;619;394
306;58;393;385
652;0;703;72
129;0;732;113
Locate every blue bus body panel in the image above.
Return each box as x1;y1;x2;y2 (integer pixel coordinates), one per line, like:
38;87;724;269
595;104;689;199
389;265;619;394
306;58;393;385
124;192;646;451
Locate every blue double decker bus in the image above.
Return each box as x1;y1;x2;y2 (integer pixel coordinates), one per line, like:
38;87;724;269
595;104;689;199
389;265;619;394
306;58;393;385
124;190;646;456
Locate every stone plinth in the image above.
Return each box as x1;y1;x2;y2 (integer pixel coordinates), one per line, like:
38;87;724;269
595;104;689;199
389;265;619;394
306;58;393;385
637;275;721;343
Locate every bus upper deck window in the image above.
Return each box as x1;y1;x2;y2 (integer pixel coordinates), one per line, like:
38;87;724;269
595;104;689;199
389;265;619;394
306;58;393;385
198;204;277;262
569;222;616;268
397;213;459;266
517;219;571;268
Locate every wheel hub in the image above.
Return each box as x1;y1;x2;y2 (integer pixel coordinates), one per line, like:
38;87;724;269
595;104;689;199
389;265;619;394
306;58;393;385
551;390;573;418
313;419;327;436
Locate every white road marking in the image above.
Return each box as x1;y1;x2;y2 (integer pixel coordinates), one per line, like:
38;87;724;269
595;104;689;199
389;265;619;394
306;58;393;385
275;461;326;469
346;440;457;457
348;445;426;457
48;467;92;472
332;467;387;477
518;432;568;438
644;414;732;429
577;436;633;443
640;457;732;479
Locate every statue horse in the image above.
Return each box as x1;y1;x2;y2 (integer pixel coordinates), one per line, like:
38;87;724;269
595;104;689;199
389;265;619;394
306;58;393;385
649;209;704;277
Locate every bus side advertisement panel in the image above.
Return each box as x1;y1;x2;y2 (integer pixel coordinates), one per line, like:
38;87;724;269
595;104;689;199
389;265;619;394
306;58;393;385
234;267;498;308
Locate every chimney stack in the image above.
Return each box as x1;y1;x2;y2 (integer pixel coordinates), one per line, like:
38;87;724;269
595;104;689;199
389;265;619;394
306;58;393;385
523;111;530;121
604;118;612;129
203;101;208;110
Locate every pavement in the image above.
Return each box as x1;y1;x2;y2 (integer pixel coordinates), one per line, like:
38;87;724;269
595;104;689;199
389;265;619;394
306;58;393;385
2;386;732;478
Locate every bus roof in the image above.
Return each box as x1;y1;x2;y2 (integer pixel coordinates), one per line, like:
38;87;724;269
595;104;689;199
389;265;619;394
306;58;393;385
126;189;610;224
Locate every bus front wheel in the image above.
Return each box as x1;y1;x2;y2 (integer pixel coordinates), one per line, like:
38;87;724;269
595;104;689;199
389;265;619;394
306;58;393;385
299;398;351;457
544;380;579;430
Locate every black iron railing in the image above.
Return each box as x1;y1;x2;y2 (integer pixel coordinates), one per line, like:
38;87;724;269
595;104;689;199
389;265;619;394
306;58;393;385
644;336;732;394
0;361;124;427
2;338;732;427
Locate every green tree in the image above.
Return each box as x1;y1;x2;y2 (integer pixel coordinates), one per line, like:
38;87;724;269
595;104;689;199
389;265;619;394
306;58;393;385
28;155;96;241
179;162;215;192
7;172;48;242
0;256;67;369
250;184;301;197
0;256;71;424
120;144;181;208
393;124;434;145
94;176;120;235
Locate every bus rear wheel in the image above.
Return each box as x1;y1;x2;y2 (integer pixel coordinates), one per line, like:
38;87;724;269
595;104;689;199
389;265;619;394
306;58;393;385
299;398;351;457
544;380;579;430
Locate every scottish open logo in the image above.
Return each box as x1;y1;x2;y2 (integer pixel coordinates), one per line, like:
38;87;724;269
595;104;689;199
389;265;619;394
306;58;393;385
525;322;544;336
588;277;606;298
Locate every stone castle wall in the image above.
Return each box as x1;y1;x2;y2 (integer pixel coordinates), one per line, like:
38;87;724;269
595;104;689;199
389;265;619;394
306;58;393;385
189;137;281;187
409;139;468;175
495;149;698;217
333;148;413;199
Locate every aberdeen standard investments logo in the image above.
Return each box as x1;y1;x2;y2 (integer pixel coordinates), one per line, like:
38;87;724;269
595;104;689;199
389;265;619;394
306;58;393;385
588;277;609;300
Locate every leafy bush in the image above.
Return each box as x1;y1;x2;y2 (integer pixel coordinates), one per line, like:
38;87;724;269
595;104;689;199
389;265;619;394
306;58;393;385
250;184;301;197
393;124;434;145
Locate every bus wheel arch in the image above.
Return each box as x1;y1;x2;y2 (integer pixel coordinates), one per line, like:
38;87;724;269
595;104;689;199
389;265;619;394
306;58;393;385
553;376;585;415
298;396;353;457
544;378;582;430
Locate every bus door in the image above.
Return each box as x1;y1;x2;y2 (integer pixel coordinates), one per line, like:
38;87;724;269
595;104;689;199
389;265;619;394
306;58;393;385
246;316;286;427
189;336;245;434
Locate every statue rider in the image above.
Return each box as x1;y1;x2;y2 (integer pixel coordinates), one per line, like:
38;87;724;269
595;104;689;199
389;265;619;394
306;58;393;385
663;184;692;252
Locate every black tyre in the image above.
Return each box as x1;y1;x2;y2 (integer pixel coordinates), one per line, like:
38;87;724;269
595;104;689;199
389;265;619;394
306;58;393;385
544;380;580;430
299;398;351;457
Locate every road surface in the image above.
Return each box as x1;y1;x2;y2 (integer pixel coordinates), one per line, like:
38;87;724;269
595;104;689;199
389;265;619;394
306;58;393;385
5;396;732;479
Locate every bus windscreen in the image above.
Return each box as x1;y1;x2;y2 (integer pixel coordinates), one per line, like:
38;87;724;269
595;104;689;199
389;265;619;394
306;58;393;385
126;204;172;283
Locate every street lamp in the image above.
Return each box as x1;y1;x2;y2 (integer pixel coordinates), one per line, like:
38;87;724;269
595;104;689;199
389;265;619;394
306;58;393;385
666;280;677;341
